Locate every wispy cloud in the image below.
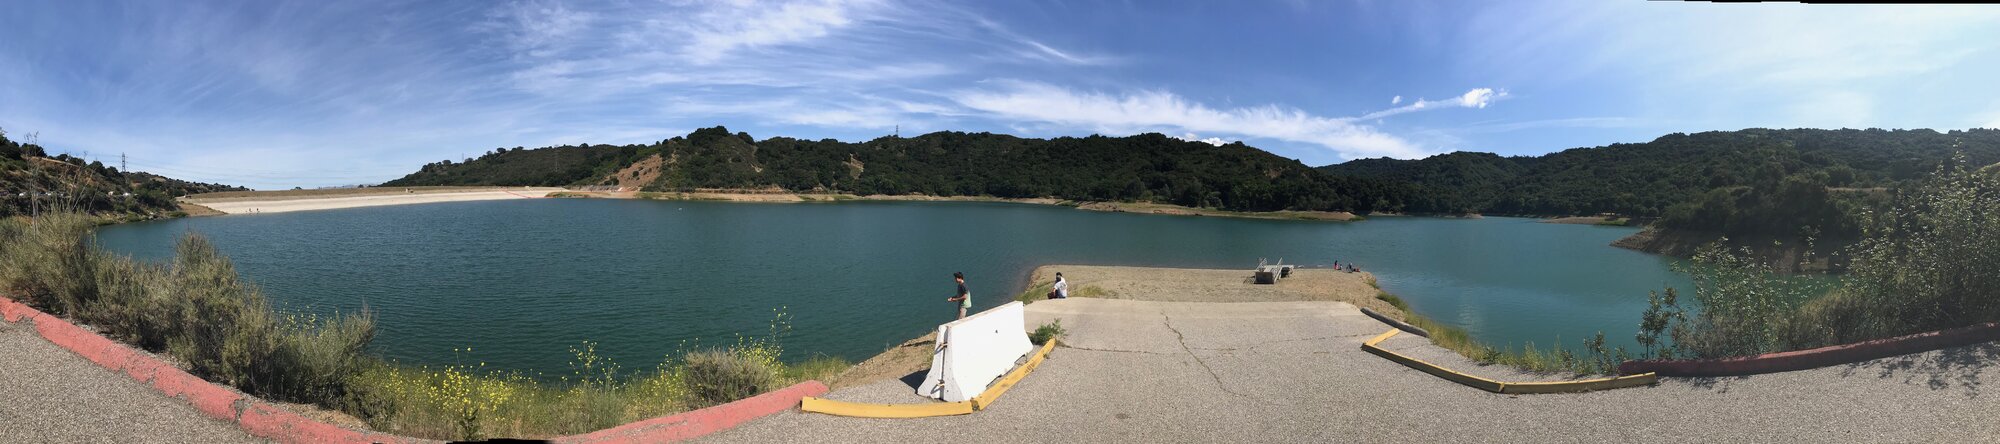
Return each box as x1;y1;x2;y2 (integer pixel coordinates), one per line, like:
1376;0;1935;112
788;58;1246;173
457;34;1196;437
952;80;1456;159
32;1;1990;188
1017;40;1115;66
1460;2;2000;130
1361;88;1506;120
487;0;596;59
667;0;886;64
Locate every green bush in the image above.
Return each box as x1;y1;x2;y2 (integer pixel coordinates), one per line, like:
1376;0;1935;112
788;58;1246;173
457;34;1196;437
0;214;100;313
1843;157;2000;337
1374;292;1408;311
682;348;779;407
1030;319;1066;345
0;214;375;404
1639;157;2000;359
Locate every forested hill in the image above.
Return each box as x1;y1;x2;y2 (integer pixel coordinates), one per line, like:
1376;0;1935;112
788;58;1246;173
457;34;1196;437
1;130;245;218
384;127;1412;213
1317;128;2000;218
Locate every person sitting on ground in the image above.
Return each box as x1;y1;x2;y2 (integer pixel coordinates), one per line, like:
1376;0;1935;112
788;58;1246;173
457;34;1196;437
1048;272;1069;299
947;272;971;319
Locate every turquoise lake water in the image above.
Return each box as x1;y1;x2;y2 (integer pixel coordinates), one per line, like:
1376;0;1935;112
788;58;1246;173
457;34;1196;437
94;199;1690;374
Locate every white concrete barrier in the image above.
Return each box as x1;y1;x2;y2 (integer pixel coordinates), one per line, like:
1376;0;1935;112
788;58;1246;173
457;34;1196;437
916;301;1034;402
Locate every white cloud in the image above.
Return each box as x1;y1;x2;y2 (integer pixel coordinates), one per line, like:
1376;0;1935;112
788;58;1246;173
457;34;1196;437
1460;3;2000;130
1017;40;1114;65
1391;95;1402;105
672;0;884;64
1174;133;1230;146
490;0;596;59
1458;88;1496;108
1361;88;1509;120
952;80;1432;159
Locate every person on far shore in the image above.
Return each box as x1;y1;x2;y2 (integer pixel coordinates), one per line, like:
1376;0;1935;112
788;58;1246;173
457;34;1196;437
948;272;971;319
1048;272;1069;299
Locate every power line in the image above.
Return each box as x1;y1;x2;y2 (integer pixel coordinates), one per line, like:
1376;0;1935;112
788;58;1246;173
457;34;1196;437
121;161;398;180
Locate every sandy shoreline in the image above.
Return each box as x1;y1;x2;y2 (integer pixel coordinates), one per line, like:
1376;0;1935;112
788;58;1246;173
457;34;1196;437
181;187;563;215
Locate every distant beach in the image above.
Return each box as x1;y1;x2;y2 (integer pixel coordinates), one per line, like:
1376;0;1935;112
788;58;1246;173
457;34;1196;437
179;187;563;215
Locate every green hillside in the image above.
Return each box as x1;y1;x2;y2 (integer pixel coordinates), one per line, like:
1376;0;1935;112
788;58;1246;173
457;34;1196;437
1317;128;2000;218
1319;128;2000;269
1;130;244;218
385;127;1413;213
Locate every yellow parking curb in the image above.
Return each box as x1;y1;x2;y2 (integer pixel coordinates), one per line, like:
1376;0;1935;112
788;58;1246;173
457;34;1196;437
801;339;1059;418
1362;329;1657;394
799;397;975;418
972;338;1057;410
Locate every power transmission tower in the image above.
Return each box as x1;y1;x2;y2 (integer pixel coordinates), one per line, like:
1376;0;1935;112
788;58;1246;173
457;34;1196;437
121;153;127;172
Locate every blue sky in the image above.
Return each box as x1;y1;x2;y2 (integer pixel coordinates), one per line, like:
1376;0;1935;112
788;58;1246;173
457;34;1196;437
5;1;2000;189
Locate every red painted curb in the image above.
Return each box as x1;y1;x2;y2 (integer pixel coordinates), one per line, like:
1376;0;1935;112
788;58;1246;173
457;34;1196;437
1;297;34;322
239;402;418;444
2;296;825;443
1619;321;2000;377
554;380;829;444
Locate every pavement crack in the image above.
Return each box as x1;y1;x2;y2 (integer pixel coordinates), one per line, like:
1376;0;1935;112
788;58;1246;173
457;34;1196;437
1162;312;1280;405
1059;345;1173;355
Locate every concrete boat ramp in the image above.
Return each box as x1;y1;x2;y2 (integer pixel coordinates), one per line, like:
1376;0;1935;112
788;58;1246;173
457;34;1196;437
705;298;2000;443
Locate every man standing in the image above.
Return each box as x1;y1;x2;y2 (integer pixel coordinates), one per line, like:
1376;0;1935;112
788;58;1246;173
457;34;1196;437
948;272;971;319
1047;272;1069;299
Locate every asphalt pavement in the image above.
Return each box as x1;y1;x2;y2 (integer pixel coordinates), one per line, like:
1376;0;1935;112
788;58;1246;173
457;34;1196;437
0;321;261;443
705;298;2000;443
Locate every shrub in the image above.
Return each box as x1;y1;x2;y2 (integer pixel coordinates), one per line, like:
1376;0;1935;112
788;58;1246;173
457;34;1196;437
0;213;100;312
1030;319;1066;345
0;215;375;406
682;348;779;407
1375;292;1408;311
1639;156;2000;359
1843;156;2000;337
1774;288;1871;351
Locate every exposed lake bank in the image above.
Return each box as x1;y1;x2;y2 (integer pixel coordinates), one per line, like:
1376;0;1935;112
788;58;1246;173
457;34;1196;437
180;186;564;214
550;190;1360;221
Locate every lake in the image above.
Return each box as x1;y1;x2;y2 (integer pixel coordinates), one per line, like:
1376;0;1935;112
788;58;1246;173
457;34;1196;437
94;199;1689;374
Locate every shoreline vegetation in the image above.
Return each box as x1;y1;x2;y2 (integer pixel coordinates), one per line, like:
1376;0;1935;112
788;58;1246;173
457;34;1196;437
170;185;1364;221
550;189;1362;221
0;213;845;441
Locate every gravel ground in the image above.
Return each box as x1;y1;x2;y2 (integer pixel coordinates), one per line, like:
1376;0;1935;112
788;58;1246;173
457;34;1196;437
704;298;2000;443
0;321;262;443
